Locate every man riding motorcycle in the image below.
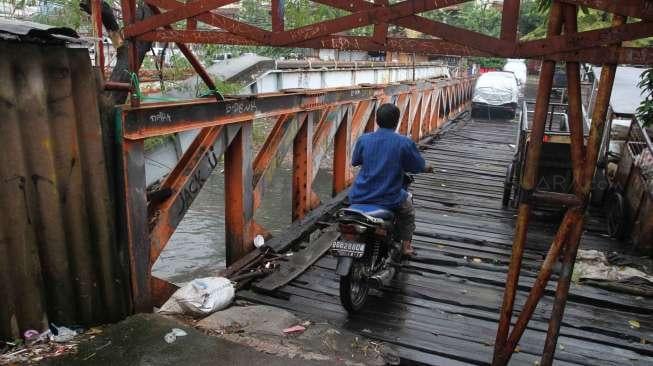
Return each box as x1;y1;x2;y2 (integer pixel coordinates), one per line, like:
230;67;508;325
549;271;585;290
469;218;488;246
348;103;433;257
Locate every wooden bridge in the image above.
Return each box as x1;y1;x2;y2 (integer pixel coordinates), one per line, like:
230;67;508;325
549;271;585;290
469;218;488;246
104;1;653;365
239;117;653;365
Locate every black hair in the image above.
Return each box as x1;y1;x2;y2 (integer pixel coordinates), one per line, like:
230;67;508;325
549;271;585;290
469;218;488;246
376;103;400;129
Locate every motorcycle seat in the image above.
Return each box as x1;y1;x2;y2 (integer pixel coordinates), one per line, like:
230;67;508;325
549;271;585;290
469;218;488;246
341;204;395;222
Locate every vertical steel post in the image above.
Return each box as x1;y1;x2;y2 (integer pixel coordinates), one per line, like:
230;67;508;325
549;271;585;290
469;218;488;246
121;138;151;312
562;5;585;197
224;123;254;265
372;0;389;44
364;102;376;133
292;113;314;221
272;0;285;32
411;96;423;141
500;0;521;43
540;12;626;366
123;0;140;107
493;3;564;364
92;0;105;74
333;107;351;195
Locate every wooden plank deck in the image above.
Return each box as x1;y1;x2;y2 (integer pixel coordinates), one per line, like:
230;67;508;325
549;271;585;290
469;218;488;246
239;117;653;365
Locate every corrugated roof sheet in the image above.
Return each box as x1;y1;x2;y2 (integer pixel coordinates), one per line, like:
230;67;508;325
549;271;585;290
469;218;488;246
0;18;81;44
0;38;129;340
593;66;646;116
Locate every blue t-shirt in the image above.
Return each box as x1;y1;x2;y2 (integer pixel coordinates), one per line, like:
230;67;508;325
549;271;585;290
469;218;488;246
348;128;425;209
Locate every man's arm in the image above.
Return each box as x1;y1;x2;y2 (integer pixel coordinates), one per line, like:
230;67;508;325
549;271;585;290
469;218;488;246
402;140;426;173
351;139;363;167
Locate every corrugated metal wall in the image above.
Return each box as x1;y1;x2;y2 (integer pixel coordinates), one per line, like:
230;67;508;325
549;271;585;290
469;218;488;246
0;40;129;340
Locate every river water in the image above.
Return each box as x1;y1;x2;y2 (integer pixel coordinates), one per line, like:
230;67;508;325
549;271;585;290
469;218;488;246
151;163;334;284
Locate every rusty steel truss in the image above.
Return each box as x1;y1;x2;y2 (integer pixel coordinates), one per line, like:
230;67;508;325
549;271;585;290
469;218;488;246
109;1;653;365
118;77;475;310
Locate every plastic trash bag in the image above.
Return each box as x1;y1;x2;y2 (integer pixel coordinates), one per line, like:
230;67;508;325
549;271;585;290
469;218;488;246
50;324;77;343
159;277;235;316
164;328;188;343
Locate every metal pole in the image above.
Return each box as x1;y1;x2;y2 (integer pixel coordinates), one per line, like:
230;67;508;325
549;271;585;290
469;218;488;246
540;12;625;365
272;0;285;32
92;0;105;75
492;4;564;364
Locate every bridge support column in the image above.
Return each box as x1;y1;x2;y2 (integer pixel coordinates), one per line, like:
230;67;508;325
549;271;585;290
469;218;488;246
333;107;352;195
121;138;152;313
292;112;314;221
224;122;254;265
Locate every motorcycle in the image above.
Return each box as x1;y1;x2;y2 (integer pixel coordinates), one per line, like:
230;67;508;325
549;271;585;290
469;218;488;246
330;174;413;313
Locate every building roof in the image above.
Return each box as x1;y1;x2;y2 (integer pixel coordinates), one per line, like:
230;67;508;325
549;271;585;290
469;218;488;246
0;18;82;44
593;66;647;116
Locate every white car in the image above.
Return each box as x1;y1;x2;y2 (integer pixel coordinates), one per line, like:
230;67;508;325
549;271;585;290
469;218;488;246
472;71;520;119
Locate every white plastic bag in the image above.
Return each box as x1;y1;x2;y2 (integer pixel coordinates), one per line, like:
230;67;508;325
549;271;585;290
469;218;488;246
159;277;235;316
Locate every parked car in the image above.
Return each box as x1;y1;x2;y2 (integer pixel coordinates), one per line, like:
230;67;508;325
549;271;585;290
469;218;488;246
472;71;519;119
503;59;527;86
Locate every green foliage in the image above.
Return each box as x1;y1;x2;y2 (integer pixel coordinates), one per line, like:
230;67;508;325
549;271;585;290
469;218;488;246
469;57;505;68
196;78;243;97
519;0;546;37
143;135;173;151
637;68;653;128
423;1;502;37
30;0;88;29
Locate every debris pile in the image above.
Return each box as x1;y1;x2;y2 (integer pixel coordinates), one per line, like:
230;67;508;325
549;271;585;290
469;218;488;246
0;325;103;364
573;250;653;296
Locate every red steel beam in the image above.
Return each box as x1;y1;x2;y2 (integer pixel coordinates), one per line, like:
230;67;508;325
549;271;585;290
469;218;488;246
493;3;565;363
146;0;271;43
147;4;218;93
269;0;464;46
135;29;653;64
271;0;284;33
124;0;238;37
148;125;238;265
224;123;254;265
122;82;467;139
500;0;520;42
517;20;653;57
312;0;510;56
292;113;313;221
332;107;351;196
372;0;389;44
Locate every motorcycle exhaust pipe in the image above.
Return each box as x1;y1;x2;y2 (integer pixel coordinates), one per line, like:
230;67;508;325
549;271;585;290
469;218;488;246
369;267;396;289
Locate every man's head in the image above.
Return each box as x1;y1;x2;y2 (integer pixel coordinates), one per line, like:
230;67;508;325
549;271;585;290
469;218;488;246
376;103;400;129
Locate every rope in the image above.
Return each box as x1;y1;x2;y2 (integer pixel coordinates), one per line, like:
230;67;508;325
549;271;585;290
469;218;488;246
130;72;225;102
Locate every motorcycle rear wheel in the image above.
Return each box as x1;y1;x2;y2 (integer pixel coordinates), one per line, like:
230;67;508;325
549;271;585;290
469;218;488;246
340;260;369;313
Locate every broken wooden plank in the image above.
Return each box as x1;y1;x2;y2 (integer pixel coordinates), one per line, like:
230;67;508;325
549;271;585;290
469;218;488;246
254;229;339;292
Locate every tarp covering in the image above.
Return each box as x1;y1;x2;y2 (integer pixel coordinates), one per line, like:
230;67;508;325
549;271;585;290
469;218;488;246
472;71;519;106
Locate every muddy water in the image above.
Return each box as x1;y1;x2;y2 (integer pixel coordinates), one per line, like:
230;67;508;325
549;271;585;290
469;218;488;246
151;164;334;284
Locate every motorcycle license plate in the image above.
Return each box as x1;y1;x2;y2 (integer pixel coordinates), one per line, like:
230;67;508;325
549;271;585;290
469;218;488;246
331;240;365;258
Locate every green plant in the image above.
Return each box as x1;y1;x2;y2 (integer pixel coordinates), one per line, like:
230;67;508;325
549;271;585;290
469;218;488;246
143;135;173;151
637;68;653;128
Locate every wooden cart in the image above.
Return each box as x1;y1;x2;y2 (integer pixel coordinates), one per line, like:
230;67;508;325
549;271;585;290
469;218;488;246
605;119;653;253
502;100;590;211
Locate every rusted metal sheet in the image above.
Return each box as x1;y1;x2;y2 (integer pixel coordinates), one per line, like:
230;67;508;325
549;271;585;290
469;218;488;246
0;40;129;340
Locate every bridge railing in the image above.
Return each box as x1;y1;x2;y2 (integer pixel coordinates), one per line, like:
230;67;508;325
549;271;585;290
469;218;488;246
118;76;476;311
